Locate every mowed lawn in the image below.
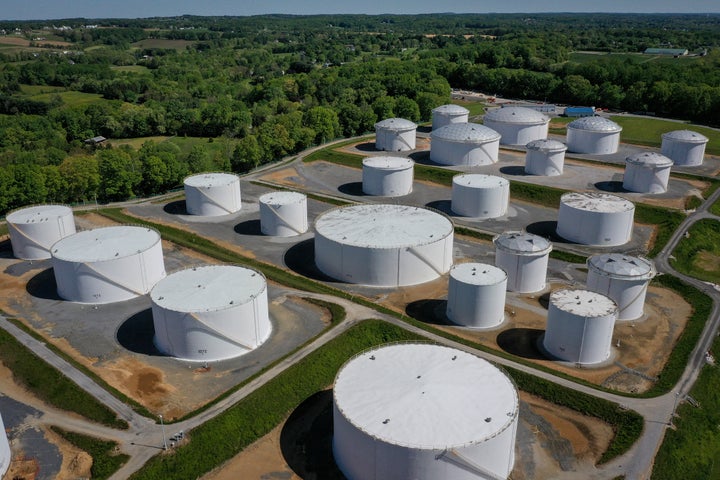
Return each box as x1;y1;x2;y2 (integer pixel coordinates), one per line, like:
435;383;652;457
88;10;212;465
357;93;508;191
670;218;720;284
611;116;720;155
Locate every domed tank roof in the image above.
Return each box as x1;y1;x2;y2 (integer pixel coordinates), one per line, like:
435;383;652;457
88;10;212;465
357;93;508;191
560;192;634;213
661;129;709;144
526;138;567;152
184;172;239;187
494;231;552;256
550;289;618;317
587;253;656;280
484;107;549;125
374;117;417;131
452;173;508;188
450;262;507;286
432;104;469;115
626;151;673;167
567;116;622;133
432;122;501;143
362;156;414;170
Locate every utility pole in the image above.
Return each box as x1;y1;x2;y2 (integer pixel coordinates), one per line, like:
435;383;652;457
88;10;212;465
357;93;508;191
159;414;168;450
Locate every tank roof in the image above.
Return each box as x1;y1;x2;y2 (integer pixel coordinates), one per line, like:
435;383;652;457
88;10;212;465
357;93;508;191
450;262;506;285
526;138;567;152
333;343;518;449
550;289;618;317
567;116;622;133
362;156;414;170
560;192;634;213
626;151;673;167
431;122;501;143
184;172;239;188
452;173;509;189
151;265;266;313
315;204;452;249
661;129;709;143
7;204;72;224
494;231;552;255
587;253;655;280
258;191;306;206
52;226;160;262
374;117;417;131
484;106;549;125
432;104;470;115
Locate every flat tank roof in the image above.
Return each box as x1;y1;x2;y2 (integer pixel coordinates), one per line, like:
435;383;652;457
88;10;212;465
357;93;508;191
315;204;452;249
453;173;509;188
526;138;567;152
587;253;655;280
626;151;673;167
151;265;266;313
550;289;617;317
494;231;552;255
560;192;634;213
450;262;507;285
184;172;239;187
362;156;414;170
432;104;469;115
52;226;160;262
662;129;709;143
432;123;501;143
374;118;417;131
484;106;549;125
259;191;305;205
333;343;518;449
567;116;622;133
7;204;72;224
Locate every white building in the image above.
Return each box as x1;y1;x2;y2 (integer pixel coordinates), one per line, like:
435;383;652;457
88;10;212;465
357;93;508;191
184;173;242;216
375;118;417;152
362;156;414;197
430;123;501;166
451;174;509;218
661;130;709;166
525;139;567;176
6;204;76;260
446;263;507;329
566;117;622;154
259;191;308;237
483;107;549;146
556;192;634;246
494;231;552;293
623;152;673;194
586;253;656;321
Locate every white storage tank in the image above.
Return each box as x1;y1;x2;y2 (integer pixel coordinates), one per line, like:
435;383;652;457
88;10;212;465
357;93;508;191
447;263;507;329
556;192;635;246
432;104;470;130
586;253;656;321
566;117;622;154
374;118;417;152
333;343;518;480
525;139;567;176
623;151;673;194
259;191;308;237
451;174;509;219
661;130;709;166
184;172;242;216
430;123;501;166
362;156;414;197
6;204;76;260
483;107;549;146
494;231;552;293
543;289;618;365
314;204;453;287
51;226;166;304
151;265;271;361
0;412;9;479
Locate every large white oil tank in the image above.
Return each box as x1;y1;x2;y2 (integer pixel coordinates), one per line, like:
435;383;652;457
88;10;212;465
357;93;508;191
543;289;618;365
259;191;308;237
586;253;656;321
566;117;622;154
333;343;518;480
184;172;241;216
51;226;166;304
623;151;673;194
661;130;709;166
525;139;567;176
314;204;453;287
451;174;509;218
432;104;470;130
494;231;552;293
483;107;549;145
374;118;417;152
556;192;634;246
446;263;507;329
151;265;271;361
362;156;414;197
6;204;76;260
430;123;501;166
0;412;9;479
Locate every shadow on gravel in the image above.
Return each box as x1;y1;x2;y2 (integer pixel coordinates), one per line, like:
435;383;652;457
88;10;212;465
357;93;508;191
284;239;337;283
425;200;453;215
499;165;528;176
337;182;365;196
594;180;627;193
116;308;162;356
405;299;450;325
497;328;547;360
163;200;188;215
26;268;62;301
234;219;263;236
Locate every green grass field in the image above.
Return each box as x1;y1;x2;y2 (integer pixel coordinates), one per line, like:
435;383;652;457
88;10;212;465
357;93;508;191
610;116;720;155
110;65;151;74
670;218;720;283
28;90;105;106
108;136;172;149
569;52;701;65
131;39;195;50
51;427;128;479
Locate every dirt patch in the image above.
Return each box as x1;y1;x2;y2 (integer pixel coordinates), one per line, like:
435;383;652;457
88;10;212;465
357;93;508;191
101;356;179;416
695;250;720;275
45;428;93;480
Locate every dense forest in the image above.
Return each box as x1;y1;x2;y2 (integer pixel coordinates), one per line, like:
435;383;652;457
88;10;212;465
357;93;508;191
0;13;719;213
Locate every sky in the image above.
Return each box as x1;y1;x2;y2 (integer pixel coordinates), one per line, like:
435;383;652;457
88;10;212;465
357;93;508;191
2;0;719;21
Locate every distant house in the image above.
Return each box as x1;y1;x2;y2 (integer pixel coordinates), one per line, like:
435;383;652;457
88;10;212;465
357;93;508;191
564;107;596;118
84;136;107;145
504;103;557;113
643;48;688;56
